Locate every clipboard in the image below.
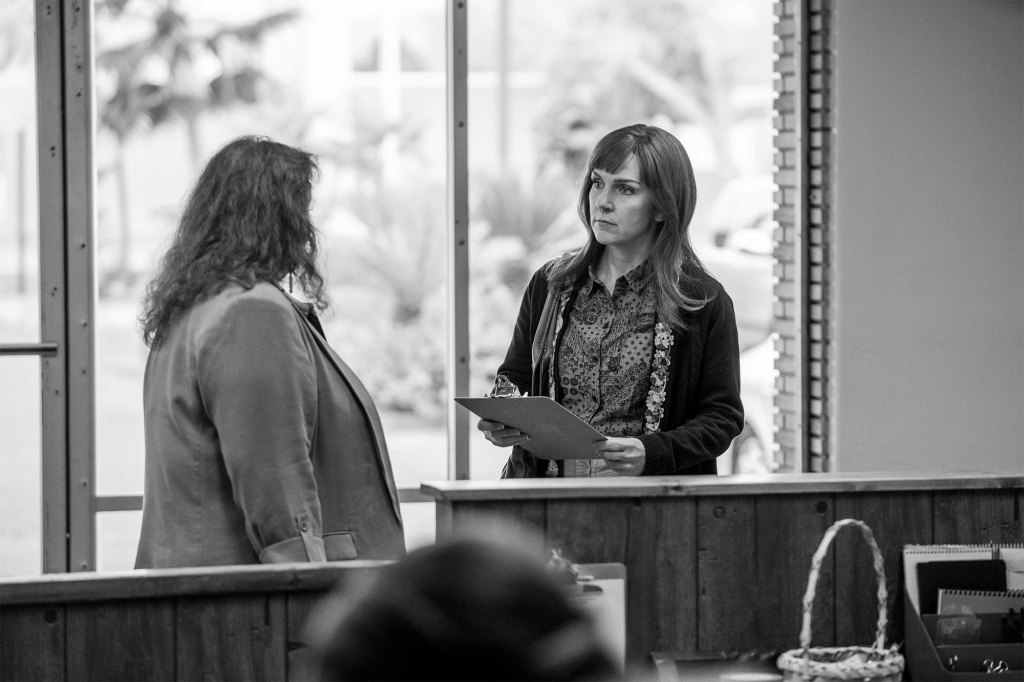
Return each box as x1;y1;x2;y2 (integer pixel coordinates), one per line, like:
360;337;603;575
455;396;607;460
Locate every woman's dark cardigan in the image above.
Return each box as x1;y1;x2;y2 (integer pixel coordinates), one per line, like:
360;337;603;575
497;263;744;478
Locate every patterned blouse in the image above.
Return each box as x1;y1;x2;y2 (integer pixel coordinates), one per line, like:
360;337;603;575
559;260;656;477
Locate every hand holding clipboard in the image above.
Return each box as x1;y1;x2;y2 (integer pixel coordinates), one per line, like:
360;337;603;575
456;396;607;460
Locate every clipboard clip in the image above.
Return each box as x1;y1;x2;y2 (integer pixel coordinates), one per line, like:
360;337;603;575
489;374;526;398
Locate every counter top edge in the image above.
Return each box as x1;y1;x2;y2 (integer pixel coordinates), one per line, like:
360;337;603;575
0;560;392;605
419;471;1024;501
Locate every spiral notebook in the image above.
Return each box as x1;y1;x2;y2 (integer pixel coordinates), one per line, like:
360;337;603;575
902;543;1024;613
916;559;1006;614
937;587;1024;615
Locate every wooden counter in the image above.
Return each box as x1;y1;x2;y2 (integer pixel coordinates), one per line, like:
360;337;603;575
421;472;1024;664
0;561;388;681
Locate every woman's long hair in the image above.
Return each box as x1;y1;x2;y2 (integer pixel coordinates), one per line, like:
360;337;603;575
547;124;711;330
140;136;327;347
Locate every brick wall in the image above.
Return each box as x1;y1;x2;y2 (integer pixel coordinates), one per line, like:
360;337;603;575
773;0;833;471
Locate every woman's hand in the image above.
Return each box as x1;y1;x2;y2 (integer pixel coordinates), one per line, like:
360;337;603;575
477;419;530;448
595;437;646;476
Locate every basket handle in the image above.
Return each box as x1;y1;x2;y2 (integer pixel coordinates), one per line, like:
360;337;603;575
799;518;888;653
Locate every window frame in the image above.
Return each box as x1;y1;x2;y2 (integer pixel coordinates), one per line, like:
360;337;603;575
36;0;94;573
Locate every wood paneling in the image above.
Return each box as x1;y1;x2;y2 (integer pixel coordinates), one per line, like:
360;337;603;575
629;498;696;659
934;488;1023;543
752;495;833;652
546;499;629;565
698;496;757;651
450;500;547;545
284;568;376;682
428;475;1022;664
0;606;65;681
2;477;1019;678
0;561;389;606
433;500;454;541
286;591;332;682
65;599;175;681
0;563;385;682
176;594;286;681
834;491;932;647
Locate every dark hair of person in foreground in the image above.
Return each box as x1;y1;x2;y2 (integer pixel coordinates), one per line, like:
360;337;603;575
311;537;620;681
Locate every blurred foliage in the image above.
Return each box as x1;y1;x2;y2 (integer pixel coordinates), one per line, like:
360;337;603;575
96;0;296;154
338;180;447;324
323;289;448;420
311;111;448;326
0;0;33;70
532;0;769;186
472;169;577;294
94;0;297;292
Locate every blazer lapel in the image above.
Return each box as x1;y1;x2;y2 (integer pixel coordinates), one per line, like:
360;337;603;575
284;294;403;523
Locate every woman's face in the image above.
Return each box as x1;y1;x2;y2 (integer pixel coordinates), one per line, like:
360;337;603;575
588;155;660;256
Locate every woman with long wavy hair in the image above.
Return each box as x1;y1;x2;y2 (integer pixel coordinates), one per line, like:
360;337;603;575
136;136;405;568
478;124;744;478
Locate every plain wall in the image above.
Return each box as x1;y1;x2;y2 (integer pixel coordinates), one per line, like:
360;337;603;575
833;0;1024;471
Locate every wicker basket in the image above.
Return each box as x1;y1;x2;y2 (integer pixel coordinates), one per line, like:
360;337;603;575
776;519;905;681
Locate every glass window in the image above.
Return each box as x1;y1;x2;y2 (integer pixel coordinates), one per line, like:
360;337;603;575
93;0;447;557
96;511;142;572
84;0;776;568
0;0;42;577
466;0;777;477
0;359;42;577
312;1;449;490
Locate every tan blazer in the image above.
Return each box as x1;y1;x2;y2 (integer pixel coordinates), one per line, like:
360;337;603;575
135;282;405;568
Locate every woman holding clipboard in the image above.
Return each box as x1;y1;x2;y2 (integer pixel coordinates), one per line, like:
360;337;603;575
478;124;744;478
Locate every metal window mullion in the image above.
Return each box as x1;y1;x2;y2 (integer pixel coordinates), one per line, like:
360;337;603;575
794;1;809;472
63;0;97;572
36;0;70;574
0;342;59;355
93;495;142;513
446;0;470;480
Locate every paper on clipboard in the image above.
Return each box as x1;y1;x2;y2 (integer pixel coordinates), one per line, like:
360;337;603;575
455;396;607;460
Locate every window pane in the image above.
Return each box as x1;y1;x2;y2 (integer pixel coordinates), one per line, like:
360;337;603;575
467;0;777;477
315;1;449;489
0;0;42;577
93;0;446;545
96;510;142;572
0;359;42;577
95;306;148;495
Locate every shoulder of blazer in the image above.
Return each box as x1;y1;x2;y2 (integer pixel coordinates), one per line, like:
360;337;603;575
186;281;299;344
259;282;320;324
195;281;295;316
